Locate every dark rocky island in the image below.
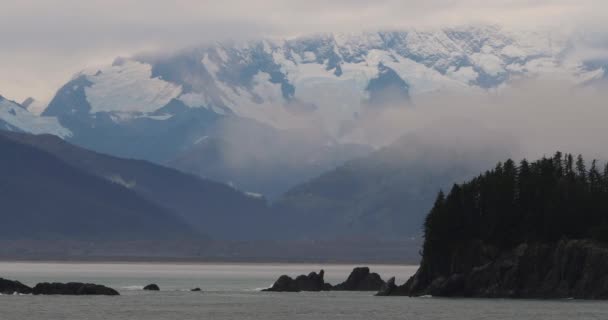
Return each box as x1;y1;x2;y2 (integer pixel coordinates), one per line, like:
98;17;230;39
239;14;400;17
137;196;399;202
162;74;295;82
0;278;33;295
264;267;385;292
0;278;119;296
379;153;608;299
263;270;331;292
333;267;385;291
376;277;398;296
143;284;160;291
32;282;119;295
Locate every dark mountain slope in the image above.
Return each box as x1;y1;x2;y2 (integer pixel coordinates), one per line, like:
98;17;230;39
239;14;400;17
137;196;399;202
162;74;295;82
0;134;195;240
0;131;270;240
273;133;511;239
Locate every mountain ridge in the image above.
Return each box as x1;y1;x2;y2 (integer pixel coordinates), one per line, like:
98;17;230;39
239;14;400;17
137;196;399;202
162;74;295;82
271;132;512;239
0;131;271;240
4;25;607;197
0;132;197;241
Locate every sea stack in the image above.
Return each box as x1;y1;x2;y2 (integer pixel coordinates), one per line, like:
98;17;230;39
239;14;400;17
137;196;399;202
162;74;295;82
333;267;385;291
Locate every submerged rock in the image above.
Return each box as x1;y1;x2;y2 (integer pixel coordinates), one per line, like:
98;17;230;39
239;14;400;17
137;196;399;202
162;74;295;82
32;282;119;295
143;284;160;291
381;240;608;299
333;267;385;291
0;278;32;295
263;270;331;292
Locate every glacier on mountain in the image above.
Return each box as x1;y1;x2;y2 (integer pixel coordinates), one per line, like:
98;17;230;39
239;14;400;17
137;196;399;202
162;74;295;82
7;25;608;148
0;96;71;138
44;25;603;138
84;60;182;114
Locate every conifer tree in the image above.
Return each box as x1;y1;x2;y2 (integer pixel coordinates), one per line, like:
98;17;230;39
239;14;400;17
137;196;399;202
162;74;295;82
576;154;587;183
421;152;608;262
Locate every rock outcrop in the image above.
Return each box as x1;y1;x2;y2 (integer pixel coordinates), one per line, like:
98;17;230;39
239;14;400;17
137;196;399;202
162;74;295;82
264;267;389;293
333;267;385;291
32;282;119;295
0;278;32;295
381;240;608;299
375;277;398;296
263;270;331;292
143;284;160;291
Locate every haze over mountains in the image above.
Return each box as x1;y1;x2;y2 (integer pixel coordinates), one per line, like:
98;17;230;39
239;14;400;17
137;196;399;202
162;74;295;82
2;25;608;255
274;133;511;239
8;26;606;195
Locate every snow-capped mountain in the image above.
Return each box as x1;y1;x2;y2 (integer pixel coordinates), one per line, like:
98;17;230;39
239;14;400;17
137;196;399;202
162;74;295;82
44;25;604;136
5;25;608;196
0;95;71;138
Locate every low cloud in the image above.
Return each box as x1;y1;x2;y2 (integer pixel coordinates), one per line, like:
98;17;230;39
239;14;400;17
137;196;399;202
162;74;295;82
202;77;608;196
345;78;608;164
2;0;608;101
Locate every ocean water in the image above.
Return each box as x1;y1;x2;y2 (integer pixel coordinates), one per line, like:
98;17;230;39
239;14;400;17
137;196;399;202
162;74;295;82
0;262;607;320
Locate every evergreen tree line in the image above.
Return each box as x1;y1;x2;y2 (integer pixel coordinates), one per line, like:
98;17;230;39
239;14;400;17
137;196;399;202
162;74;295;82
423;152;608;256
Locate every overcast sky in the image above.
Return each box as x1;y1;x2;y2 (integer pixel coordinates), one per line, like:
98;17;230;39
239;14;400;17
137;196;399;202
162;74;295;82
1;0;606;102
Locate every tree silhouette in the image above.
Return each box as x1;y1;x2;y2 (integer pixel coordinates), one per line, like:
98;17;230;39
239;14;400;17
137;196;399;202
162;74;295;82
422;153;608;259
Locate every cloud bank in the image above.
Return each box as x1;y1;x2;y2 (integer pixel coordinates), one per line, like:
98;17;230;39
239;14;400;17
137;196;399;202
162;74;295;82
346;78;608;165
2;0;607;101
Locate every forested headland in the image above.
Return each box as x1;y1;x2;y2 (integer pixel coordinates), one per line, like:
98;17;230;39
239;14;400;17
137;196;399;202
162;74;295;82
381;153;608;299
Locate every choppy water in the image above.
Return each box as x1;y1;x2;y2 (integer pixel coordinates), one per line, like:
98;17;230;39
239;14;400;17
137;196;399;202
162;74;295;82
0;262;607;320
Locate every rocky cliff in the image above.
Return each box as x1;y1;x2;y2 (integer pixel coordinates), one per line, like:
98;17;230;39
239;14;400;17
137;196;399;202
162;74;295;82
380;240;608;299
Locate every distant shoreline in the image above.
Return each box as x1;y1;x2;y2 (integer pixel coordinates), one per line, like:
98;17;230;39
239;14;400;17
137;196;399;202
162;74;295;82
0;258;417;266
0;238;422;265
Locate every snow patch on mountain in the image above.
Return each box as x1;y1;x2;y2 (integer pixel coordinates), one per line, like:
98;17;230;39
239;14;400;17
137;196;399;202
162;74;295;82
211;71;298;129
0;97;71;138
107;174;137;189
84;60;182;114
106;111;175;123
